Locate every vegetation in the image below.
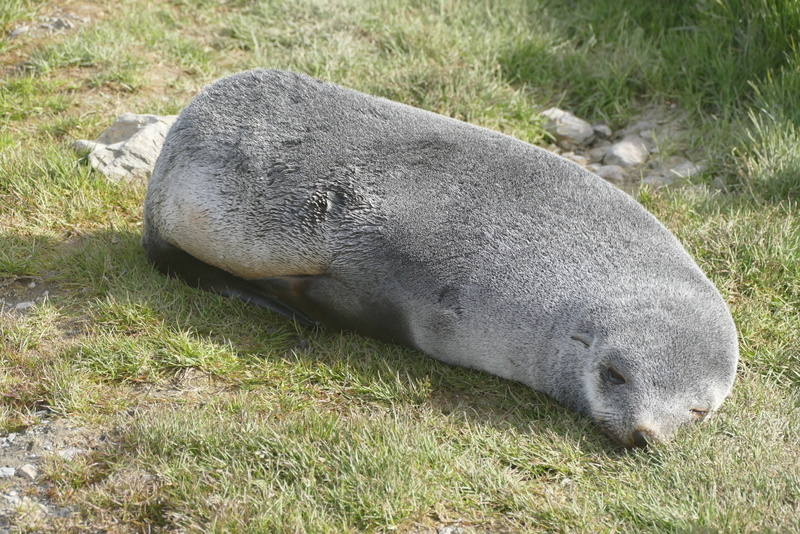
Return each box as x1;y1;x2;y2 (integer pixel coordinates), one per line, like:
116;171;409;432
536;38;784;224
1;0;798;531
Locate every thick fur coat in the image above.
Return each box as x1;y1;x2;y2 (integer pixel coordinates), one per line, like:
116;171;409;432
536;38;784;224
143;69;739;446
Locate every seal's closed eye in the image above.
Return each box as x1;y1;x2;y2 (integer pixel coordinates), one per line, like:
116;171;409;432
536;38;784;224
600;367;626;385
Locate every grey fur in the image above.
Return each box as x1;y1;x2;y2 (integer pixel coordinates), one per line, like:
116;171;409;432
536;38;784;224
142;69;739;447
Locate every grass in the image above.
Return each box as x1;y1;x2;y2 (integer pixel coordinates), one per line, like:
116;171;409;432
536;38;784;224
1;0;799;531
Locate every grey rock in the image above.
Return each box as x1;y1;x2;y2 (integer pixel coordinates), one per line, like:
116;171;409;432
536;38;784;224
17;464;37;481
540;107;594;147
10;25;30;38
14;301;34;311
10;11;86;39
593;164;626;183
544;143;562;155
644;175;674;188
586;163;602;173
592;123;612;139
593;138;612;148
73;113;179;183
0;467;16;478
562;152;588;166
37;16;75;32
603;135;650;169
51;18;75;30
639;129;657;143
661;156;700;178
588;146;609;162
620;120;657;137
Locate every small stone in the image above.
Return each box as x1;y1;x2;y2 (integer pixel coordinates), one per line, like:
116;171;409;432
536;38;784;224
10;25;30;38
592;124;612;139
15;301;34;311
51;18;75;30
6;433;17;443
594;165;626;183
643;175;674;188
661;156;700;178
603;135;650;169
17;464;37;481
562;152;588;166
27;281;36;288
593;138;611;148
639;129;657;142
587;146;608;162
545;143;562;155
0;467;16;478
620;120;656;137
540;107;595;147
55;505;78;518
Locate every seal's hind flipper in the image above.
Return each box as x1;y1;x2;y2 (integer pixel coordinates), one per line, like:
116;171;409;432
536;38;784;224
143;238;318;326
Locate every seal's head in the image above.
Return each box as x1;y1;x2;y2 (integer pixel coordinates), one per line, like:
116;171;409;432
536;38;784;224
550;286;738;448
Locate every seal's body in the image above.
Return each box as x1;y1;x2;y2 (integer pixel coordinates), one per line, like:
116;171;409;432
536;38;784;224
143;69;738;447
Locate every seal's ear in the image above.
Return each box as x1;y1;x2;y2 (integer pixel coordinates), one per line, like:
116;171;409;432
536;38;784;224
570;332;595;349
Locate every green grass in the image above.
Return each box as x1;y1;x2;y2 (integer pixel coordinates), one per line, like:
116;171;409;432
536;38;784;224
0;0;38;31
0;75;73;122
1;0;799;531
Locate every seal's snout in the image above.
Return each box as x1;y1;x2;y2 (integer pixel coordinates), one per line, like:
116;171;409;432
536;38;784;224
631;428;658;448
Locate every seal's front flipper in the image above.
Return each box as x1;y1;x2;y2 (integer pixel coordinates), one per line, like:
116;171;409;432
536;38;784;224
249;276;325;328
251;275;415;347
143;238;318;326
218;280;318;327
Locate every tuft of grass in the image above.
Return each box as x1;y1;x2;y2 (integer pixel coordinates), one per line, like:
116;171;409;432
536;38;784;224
0;75;73;122
0;0;38;30
24;23;146;81
735;111;800;200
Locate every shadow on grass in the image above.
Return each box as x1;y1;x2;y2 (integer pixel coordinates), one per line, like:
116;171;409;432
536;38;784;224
2;225;619;455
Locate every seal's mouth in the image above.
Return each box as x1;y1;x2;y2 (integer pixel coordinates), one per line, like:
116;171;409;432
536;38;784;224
610;427;660;448
629;427;659;448
593;411;661;448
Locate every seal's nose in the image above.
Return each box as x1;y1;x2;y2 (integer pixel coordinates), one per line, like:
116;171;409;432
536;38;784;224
631;429;656;448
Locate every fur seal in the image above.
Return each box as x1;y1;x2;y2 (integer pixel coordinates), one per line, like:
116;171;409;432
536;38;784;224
142;69;739;447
